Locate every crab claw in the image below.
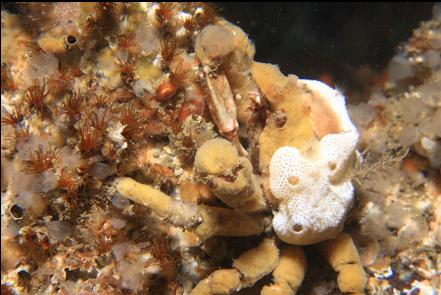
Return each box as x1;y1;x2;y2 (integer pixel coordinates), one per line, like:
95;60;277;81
204;72;238;141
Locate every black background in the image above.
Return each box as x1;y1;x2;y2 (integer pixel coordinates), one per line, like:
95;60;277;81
217;3;434;100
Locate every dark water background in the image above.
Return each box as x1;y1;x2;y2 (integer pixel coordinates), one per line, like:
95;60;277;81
218;2;434;101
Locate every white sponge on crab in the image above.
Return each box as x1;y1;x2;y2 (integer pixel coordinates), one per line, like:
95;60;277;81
270;80;359;245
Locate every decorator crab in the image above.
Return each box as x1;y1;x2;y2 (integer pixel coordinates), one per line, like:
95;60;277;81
115;39;367;293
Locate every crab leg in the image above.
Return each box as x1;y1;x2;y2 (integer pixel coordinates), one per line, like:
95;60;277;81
317;233;367;294
114;177;267;241
261;245;307;295
190;269;242;295
205;72;238;140
190;238;279;295
115;177;200;226
204;71;248;156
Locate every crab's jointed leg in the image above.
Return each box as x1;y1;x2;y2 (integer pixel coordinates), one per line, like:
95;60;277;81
317;232;367;294
189;269;242;295
114;177;267;241
194;138;267;213
204;72;238;141
261;245;307;295
191;238;280;295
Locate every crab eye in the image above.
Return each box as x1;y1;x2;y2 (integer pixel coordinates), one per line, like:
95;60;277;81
273;110;287;128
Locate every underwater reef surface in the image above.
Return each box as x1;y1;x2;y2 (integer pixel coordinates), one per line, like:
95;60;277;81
1;3;440;295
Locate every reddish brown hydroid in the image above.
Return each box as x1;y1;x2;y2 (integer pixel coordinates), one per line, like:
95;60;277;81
58;168;82;196
160;39;182;67
24;79;49;115
78;125;103;154
24;145;58;174
155;3;177;25
87;109;110;132
1;106;24;126
59;91;85;121
120;104;145;141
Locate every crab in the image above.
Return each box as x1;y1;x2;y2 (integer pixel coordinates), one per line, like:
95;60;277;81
113;17;367;294
114;59;367;294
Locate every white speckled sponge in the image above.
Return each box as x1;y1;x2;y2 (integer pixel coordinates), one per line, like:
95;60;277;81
269;80;359;245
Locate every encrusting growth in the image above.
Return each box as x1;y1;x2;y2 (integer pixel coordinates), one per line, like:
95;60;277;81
253;62;359;245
